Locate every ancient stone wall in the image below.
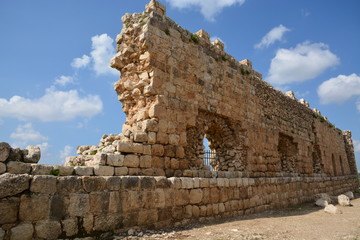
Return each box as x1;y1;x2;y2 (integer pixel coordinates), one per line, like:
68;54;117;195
0;1;358;239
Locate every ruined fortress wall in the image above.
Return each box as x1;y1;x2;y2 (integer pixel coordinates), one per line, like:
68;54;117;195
0;171;358;239
111;1;357;178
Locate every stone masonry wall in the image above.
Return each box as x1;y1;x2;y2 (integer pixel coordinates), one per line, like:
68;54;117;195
0;1;358;239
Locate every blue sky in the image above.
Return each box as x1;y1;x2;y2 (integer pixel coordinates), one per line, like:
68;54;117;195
0;0;359;168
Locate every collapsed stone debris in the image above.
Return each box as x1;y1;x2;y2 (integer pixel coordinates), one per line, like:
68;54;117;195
0;0;358;239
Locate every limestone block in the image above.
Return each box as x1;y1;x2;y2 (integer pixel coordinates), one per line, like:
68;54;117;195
155;176;171;188
181;177;194;189
344;191;354;200
143;145;152;155
106;176;122;190
56;176;84;194
314;193;332;204
10;223;33;240
139;176;156;189
219;202;226;213
94;165;114;176
142;119;159;132
184;205;192;218
170;158;179;169
169;134;180;145
6;161;31;174
121;176;140;189
62;218;78;237
19;194;50;221
0;162;6;174
195;29;210;41
0;142;11;162
82;215;94;234
0;173;30;198
89;192;110;215
134;131;148;142
8;148;23;162
107;153;124;167
199;178;209;188
23;145;41;163
86;154;107;166
82;176;107;192
168;177;182;188
118;142;144;154
154;189;166;208
68;193;90;217
123;154;140;168
152;144;164;156
192;205;200;218
30;175;57;194
109;191;122;213
115;167;129;176
74;166;94;176
315;199;328;207
140;155;152;168
148;132;156;144
35;220;61;240
338;194;351;206
324;204;342;214
93;215;123;232
0;197;20;224
31;164;54;175
189;189;203;204
53;165;74;176
193;178;200;188
0;229;4;240
101;145;116;153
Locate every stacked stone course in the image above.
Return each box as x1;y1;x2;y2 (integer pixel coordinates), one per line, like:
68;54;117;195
0;0;358;239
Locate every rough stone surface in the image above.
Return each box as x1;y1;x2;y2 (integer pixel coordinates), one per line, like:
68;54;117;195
0;197;20;224
6;162;31;174
61;218;78;237
344;191;354;200
324;204;342;214
94;165;114;176
23;145;41;163
338;194;351;206
10;223;33;240
30;164;53;175
74;166;94;176
0;173;30;198
35;220;61;240
315;199;328;207
30;175;57;194
0;142;11;162
0;162;6;174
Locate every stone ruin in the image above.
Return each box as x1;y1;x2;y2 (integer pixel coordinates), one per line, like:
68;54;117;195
0;1;358;239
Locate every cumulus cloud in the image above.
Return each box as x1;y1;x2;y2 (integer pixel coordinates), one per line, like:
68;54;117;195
165;0;245;21
266;41;340;85
60;145;73;161
0;87;103;122
54;75;74;87
71;54;91;69
90;34;118;75
354;140;360;153
10;123;48;142
318;74;360;104
255;24;290;49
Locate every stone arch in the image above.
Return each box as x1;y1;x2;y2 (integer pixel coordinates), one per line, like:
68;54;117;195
185;110;248;171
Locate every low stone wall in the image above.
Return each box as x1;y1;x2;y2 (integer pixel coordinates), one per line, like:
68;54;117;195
0;171;358;239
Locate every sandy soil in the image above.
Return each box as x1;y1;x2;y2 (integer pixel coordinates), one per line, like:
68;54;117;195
114;197;360;240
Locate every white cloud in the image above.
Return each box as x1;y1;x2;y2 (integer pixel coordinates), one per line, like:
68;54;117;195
10;123;48;142
71;54;91;69
255;24;290;49
60;145;73;161
165;0;245;22
318;74;360;104
266;41;340;85
0;87;103;122
90;34;118;75
54;75;74;87
354;140;360;153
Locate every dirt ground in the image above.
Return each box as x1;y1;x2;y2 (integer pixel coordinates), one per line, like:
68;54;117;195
114;197;360;240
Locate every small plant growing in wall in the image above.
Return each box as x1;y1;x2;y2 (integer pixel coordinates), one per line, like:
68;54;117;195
221;55;228;61
241;69;250;75
164;28;170;35
50;169;60;176
190;34;200;44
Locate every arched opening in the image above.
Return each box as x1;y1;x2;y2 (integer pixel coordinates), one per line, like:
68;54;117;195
202;136;215;171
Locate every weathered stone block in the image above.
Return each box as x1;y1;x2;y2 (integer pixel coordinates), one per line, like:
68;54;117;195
107;154;124;167
121;176;140;189
118;142;143;154
19;194;50;221
189;189;203;204
138;209;158;226
6;162;31;174
152;144;164;156
0;173;31;198
56;176;84;194
134;131;148;142
68;193;90;217
94;165;114;176
109;191;122;213
140;155;152;168
74;166;94;176
180;177;193;189
139;176;156;189
30;175;57;194
86;153;107;166
0;142;11;162
123;154;140;168
93;215;123;232
0;197;20;224
0;162;6;174
30;164;54;175
89;192;110;215
62;218;78;237
35;220;61;240
10;223;33;240
106;176;122;190
53;165;74;176
115;167;129;176
82;176;107;192
148;132;156;144
23;145;41;163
